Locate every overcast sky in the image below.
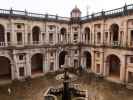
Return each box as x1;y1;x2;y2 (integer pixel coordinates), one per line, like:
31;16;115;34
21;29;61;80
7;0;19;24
0;0;132;17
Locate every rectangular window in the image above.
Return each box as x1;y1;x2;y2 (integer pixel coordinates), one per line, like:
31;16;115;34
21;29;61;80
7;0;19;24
19;55;24;60
74;34;78;43
50;62;54;71
28;33;30;43
74;59;78;68
96;52;100;58
96;64;100;73
130;57;133;63
51;52;53;57
19;67;24;77
7;32;10;42
105;32;108;41
49;33;53;42
17;24;21;29
131;30;133;43
17;32;22;44
97;32;101;43
42;33;45;42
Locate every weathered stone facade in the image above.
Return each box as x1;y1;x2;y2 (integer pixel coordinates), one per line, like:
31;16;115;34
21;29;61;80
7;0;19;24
0;4;133;85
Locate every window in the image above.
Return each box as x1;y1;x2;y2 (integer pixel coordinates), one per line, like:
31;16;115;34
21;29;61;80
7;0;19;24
97;32;101;43
49;25;54;30
19;67;24;77
50;62;54;71
74;34;78;42
75;50;78;54
19;55;24;60
51;52;53;57
130;57;133;63
17;24;21;29
131;30;133;41
96;64;100;73
105;32;108;41
96;52;100;58
42;33;45;41
28;33;30;43
7;32;10;42
17;32;22;44
74;27;77;31
49;33;53;42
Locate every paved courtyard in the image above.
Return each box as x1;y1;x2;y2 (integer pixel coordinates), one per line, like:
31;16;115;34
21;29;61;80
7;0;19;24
0;72;133;100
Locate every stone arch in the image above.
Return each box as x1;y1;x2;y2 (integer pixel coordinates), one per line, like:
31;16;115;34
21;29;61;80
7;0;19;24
83;51;91;69
32;26;40;43
31;53;43;75
106;54;121;78
59;51;68;68
84;27;90;43
110;23;119;41
0;56;11;79
0;24;5;42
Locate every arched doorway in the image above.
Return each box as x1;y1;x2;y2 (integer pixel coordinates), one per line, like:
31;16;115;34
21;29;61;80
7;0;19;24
0;24;5;43
32;26;40;44
31;53;43;75
60;28;67;42
110;24;119;42
0;56;11;80
59;51;68;68
106;54;121;78
84;27;90;44
84;51;91;69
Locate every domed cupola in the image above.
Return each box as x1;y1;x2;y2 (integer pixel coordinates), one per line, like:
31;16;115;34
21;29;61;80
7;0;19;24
71;5;81;18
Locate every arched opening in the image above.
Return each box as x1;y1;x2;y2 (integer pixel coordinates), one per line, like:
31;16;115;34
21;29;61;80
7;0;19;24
84;51;91;69
31;53;43;75
106;54;121;78
0;24;5;42
32;26;40;44
110;24;119;41
84;27;90;44
59;51;68;68
0;56;11;80
60;28;67;42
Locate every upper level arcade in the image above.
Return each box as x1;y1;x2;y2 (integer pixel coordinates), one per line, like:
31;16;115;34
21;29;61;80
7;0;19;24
0;4;132;49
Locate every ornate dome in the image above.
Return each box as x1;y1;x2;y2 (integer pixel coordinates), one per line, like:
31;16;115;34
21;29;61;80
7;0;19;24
71;5;81;18
71;5;81;13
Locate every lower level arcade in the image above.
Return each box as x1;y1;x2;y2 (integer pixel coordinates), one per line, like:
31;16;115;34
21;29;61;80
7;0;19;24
0;47;133;86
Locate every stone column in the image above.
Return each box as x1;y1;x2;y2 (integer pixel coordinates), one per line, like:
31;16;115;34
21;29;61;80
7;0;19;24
91;50;95;72
120;55;126;83
25;53;31;77
101;52;104;75
4;30;7;46
12;53;19;79
10;20;15;45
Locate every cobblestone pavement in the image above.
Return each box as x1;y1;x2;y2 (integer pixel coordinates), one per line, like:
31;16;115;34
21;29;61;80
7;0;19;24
0;73;133;100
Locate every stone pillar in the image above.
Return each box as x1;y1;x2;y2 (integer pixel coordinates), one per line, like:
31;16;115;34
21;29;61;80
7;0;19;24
4;30;7;46
25;53;31;77
55;51;58;71
10;20;15;45
43;53;46;73
45;50;49;72
55;26;58;44
12;53;19;79
120;55;126;83
101;52;104;75
91;50;95;72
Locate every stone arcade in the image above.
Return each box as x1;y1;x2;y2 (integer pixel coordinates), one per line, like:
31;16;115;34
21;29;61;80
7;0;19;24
0;4;133;86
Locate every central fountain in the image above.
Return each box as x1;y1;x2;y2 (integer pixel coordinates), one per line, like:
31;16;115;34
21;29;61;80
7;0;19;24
44;56;88;100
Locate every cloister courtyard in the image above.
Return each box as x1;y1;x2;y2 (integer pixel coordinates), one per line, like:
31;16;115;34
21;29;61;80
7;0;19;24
0;71;133;100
